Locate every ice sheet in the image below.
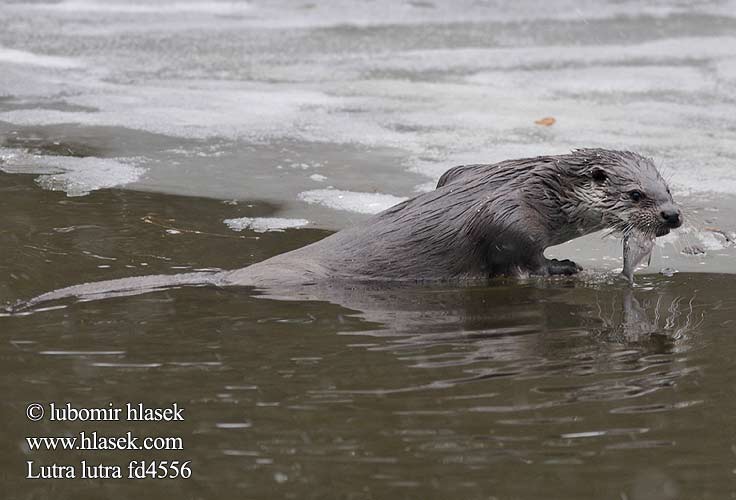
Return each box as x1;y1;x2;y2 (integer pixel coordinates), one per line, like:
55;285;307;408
0;148;143;197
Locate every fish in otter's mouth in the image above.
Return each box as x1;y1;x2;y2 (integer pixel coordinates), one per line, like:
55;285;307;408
622;230;655;284
621;208;683;283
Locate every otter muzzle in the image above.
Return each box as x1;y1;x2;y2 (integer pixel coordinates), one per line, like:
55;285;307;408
660;208;682;228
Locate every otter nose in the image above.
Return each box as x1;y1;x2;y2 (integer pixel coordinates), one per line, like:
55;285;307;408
660;208;682;228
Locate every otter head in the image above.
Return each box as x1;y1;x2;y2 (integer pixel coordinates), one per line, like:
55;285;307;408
578;150;682;238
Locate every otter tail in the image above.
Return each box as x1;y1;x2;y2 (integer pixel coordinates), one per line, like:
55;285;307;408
7;271;227;314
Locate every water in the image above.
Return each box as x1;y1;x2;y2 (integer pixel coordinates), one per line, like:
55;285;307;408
2;1;736;498
2;165;736;499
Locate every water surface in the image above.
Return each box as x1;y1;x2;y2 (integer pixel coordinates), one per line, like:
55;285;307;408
2;172;736;499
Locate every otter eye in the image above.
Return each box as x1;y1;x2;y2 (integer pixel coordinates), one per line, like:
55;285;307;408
591;169;607;183
629;190;644;202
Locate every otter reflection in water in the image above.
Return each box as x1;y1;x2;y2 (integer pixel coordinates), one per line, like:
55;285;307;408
319;276;706;380
9;148;684;312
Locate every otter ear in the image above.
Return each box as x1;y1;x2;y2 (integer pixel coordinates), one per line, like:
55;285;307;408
591;169;607;183
437;165;471;188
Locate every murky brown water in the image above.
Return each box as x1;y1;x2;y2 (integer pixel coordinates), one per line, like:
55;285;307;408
2;172;736;500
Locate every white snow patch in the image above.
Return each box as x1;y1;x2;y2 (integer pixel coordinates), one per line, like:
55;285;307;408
0;148;143;196
298;189;407;214
309;174;328;182
224;217;309;233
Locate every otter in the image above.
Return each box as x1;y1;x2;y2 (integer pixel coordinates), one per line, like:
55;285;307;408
9;148;682;310
226;148;681;285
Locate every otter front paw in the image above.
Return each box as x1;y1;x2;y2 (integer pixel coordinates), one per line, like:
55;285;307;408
546;258;582;276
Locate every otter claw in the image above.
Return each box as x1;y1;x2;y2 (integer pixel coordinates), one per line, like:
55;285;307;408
546;258;582;276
